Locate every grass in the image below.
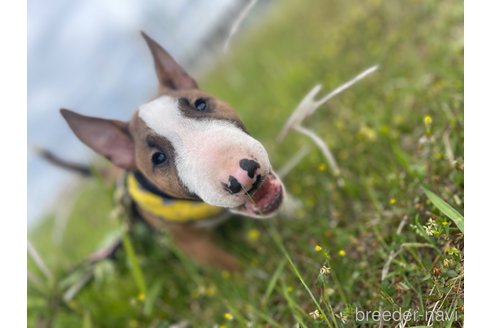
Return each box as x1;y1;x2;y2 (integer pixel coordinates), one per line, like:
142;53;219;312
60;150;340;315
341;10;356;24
28;0;464;326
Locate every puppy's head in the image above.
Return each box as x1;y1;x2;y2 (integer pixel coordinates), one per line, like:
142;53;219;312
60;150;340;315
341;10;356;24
61;32;284;218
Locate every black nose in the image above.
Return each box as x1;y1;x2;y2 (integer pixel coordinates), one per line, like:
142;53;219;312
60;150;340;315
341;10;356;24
226;176;242;194
240;159;260;178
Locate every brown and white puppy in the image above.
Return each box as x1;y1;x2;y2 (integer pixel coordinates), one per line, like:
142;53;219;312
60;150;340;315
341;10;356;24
60;32;284;270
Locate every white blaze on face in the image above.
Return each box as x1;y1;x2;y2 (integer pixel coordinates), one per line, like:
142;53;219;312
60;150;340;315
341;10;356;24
138;96;271;207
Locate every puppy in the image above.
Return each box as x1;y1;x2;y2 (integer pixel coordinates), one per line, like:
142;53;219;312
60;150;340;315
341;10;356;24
57;32;285;270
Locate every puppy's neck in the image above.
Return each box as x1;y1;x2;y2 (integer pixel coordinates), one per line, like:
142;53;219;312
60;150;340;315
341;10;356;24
125;171;226;224
131;170;194;201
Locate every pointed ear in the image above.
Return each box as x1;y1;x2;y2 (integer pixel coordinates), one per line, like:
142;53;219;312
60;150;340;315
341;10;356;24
61;109;135;169
141;31;198;91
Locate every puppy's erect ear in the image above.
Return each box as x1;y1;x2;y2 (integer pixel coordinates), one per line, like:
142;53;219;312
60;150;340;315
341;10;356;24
61;109;135;169
141;31;198;91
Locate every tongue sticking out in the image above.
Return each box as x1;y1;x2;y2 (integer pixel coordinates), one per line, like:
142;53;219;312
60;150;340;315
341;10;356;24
237;174;284;217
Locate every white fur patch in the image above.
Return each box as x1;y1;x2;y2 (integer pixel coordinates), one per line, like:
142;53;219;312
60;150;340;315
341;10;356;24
138;96;271;208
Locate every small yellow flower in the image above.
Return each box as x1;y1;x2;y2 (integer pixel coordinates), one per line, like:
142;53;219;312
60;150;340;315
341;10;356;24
379;125;390;136
206;285;217;297
318;163;327;172
221;270;231;280
446;247;460;256
338;250;346;257
441;221;449;226
224;312;234;321
137;292;145;302
287;286;293;293
424;115;433;126
315;245;323;252
219;325;227;328
389;198;397;205
247;228;260;242
358;125;377;141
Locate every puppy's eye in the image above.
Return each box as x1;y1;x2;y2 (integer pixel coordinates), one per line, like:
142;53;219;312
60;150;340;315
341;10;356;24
194;98;207;111
151;152;167;165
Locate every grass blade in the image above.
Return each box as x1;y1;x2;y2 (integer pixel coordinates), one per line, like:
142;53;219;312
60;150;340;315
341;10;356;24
27;240;53;282
422;186;464;233
82;311;92;328
262;258;286;306
281;281;308;328
121;230;147;295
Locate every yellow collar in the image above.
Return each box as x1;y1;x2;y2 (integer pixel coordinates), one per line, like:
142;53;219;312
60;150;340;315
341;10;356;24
126;173;225;223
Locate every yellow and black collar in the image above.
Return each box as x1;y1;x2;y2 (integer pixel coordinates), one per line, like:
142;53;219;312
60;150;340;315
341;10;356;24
126;172;225;223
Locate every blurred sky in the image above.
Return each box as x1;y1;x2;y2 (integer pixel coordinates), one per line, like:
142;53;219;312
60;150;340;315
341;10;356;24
27;0;267;227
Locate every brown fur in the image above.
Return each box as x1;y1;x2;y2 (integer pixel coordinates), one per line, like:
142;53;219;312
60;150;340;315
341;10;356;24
129;115;195;199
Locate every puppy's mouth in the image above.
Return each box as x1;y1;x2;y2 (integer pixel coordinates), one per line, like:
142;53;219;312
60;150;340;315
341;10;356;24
234;173;284;217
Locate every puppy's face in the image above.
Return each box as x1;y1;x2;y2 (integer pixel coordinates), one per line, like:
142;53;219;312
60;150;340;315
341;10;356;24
129;89;284;217
62;32;284;218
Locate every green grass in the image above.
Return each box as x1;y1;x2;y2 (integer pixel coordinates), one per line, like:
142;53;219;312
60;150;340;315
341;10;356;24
28;0;463;326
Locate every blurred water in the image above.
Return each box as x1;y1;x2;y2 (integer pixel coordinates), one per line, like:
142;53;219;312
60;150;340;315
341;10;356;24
27;0;261;227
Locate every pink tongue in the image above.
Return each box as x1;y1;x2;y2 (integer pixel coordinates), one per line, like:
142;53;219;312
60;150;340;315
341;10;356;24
252;176;274;203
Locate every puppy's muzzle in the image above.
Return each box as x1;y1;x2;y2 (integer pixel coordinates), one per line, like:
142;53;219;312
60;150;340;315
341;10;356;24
224;159;261;195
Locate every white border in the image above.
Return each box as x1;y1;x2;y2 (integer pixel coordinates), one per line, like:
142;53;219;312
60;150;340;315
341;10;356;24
465;1;492;326
0;0;27;325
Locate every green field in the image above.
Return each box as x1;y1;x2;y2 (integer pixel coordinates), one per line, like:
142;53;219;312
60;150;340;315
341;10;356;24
28;0;464;326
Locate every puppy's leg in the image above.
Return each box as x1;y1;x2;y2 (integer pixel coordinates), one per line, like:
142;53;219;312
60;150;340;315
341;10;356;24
138;209;241;271
167;224;242;272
